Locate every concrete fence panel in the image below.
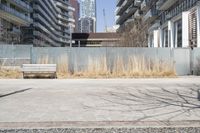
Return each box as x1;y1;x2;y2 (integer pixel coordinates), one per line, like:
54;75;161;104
70;48;108;72
31;47;71;64
173;48;191;76
0;45;32;66
0;45;196;76
193;48;200;75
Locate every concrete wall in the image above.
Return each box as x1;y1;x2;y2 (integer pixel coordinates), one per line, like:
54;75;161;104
0;45;32;66
193;48;200;75
0;45;199;76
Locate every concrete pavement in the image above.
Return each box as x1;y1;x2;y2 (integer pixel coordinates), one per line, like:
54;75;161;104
0;77;200;129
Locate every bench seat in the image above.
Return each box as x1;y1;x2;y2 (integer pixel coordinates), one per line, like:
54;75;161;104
22;64;57;78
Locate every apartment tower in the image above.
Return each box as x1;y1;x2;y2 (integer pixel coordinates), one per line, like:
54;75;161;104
116;0;200;48
79;0;96;33
30;0;75;47
0;0;32;44
69;0;80;33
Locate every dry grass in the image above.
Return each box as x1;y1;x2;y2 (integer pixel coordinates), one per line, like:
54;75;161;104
111;56;175;78
60;55;176;78
36;55;70;78
57;56;70;78
73;56;110;78
0;68;22;79
0;55;176;79
0;60;22;79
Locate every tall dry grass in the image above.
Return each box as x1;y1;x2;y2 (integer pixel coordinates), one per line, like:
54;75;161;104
0;54;176;78
0;68;22;79
87;57;108;75
112;56;175;77
57;56;69;78
36;55;69;78
73;56;110;78
0;59;22;79
36;55;176;78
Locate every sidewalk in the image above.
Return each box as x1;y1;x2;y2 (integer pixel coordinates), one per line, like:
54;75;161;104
0;78;200;131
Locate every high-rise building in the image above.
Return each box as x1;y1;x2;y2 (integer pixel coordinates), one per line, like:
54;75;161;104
78;17;95;33
81;0;96;18
0;0;75;47
116;0;200;48
30;0;75;47
0;0;33;44
79;0;96;33
69;0;80;33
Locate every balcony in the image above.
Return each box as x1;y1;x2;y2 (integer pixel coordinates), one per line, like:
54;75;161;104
160;0;199;23
134;0;142;7
116;0;134;15
57;0;70;6
116;0;128;15
156;0;179;10
58;14;68;22
34;13;57;32
117;0;124;6
33;4;61;30
9;0;32;12
68;18;75;23
116;7;121;15
9;27;21;34
125;18;135;25
56;2;75;11
33;31;56;45
116;4;137;25
58;20;68;27
64;28;70;33
141;0;148;11
143;8;158;22
0;4;32;26
148;21;160;32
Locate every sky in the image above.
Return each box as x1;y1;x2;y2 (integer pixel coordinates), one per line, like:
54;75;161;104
96;0;116;32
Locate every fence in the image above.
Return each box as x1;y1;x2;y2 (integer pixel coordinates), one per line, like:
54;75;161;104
0;44;200;76
0;45;31;67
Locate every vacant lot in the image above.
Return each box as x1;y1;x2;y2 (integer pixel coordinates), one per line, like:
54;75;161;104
0;78;200;128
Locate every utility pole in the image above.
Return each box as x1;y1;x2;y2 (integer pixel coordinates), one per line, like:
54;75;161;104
103;9;107;32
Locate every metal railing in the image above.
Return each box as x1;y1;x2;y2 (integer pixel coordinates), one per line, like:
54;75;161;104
0;4;32;23
10;0;32;11
161;0;199;23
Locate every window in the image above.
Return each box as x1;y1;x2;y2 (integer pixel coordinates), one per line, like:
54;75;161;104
189;10;197;48
174;19;182;47
163;27;168;47
149;34;154;47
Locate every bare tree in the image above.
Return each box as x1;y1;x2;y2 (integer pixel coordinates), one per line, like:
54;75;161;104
118;19;149;47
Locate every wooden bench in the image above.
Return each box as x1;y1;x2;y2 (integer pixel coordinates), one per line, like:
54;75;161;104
22;64;57;78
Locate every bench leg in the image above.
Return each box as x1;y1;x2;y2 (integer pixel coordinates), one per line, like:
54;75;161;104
54;73;57;79
23;72;26;79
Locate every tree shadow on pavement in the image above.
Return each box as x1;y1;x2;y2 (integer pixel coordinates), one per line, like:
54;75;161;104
83;84;200;125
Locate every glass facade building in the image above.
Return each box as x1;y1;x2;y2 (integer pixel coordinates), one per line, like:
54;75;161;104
79;0;96;33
